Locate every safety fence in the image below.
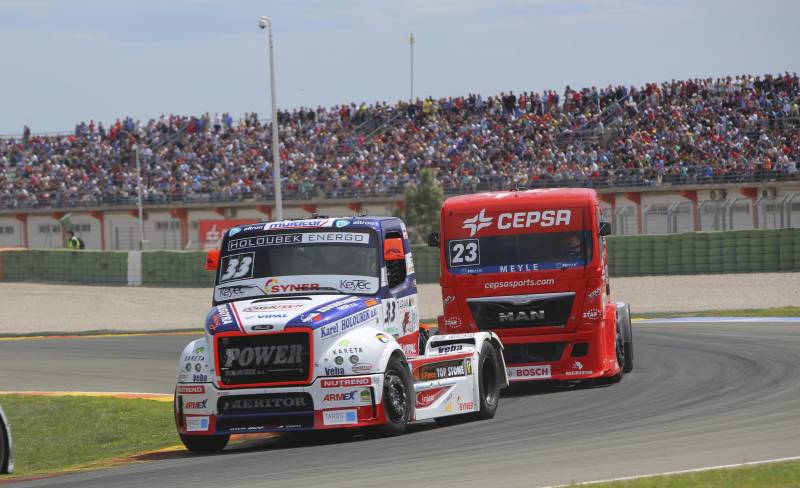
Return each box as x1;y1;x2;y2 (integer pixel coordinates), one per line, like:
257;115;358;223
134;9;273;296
607;227;800;276
0;228;798;286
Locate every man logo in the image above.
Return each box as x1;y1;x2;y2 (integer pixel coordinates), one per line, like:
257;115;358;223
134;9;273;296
462;209;493;237
499;310;545;322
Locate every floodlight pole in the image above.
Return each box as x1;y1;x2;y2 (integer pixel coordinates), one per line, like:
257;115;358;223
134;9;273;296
409;33;415;103
135;144;146;249
260;16;283;221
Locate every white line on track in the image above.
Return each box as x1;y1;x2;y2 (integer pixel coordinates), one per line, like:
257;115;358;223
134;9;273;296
543;455;800;487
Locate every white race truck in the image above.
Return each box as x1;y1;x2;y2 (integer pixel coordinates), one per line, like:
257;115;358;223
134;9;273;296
175;216;507;453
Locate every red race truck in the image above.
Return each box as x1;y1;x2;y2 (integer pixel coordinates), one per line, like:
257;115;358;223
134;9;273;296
429;188;633;384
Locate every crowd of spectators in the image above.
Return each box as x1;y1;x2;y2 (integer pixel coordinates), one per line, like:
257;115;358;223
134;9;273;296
2;72;799;209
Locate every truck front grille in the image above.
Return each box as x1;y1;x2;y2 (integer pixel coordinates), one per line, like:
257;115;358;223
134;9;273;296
216;332;311;386
467;292;574;330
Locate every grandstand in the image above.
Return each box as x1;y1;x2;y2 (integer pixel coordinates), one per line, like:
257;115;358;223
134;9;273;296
1;72;799;249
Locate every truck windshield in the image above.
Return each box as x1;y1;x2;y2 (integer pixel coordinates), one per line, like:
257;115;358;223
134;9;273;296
445;230;592;274
213;229;380;303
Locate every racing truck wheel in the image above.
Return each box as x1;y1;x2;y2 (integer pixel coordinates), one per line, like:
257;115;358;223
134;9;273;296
622;311;634;374
369;355;413;436
471;341;502;420
179;433;230;454
0;408;9;474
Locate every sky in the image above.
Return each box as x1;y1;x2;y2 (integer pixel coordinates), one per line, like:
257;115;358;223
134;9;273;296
1;0;798;135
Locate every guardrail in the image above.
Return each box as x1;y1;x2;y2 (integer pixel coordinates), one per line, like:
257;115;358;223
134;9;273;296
0;228;797;286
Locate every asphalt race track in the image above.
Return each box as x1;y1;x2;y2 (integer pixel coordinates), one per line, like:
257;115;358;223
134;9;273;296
2;321;799;488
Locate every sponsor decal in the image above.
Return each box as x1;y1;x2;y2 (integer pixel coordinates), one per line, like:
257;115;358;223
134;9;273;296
461;208;572;237
582;308;602;320
304;232;370;244
301;312;322;323
220;395;308;412
465;358;472;375
324;366;345;376
322;409;358;426
401;343;418;357
242;303;304;313
565;360;593;376
508;365;551;380
192;374;208;382
322;391;357;402
218;284;259;298
339;279;371;292
264;279;320;294
413;359;468;381
228;233;302;251
499;310;545;322
485;278;556;289
318;296;361;313
443;317;462;329
401;310;411;333
443;295;455;306
256;313;288;320
184;363;192;372
360;389;371;402
208;304;235;332
185;416;209;432
332;346;364;355
351;363;373;374
462;209;493;237
406;253;415;275
375;333;391;344
587;287;602;299
183;354;205;362
177;385;205;395
228;227;241;236
335;220;350;228
415;386;450;408
319;308;379;339
435;344;463;354
251;324;275;331
194;346;205;354
456;396;475;412
265;219;332;230
321;377;371;388
184;399;208;410
194;363;202;372
223;345;304;368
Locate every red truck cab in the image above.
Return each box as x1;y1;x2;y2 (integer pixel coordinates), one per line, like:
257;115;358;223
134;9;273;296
431;188;633;383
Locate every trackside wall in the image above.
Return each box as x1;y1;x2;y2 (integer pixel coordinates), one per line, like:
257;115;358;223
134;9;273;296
0;229;799;286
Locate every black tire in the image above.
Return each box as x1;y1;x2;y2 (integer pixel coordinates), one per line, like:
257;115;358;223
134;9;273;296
0;413;8;474
418;327;430;355
371;355;413;436
179;433;230;454
623;314;634;374
471;342;502;420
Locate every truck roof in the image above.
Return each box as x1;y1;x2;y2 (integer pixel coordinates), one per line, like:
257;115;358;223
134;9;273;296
229;216;399;237
442;188;597;210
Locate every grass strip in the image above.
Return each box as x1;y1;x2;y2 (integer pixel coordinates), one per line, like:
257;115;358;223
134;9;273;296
633;306;800;319
0;394;179;476
576;459;800;487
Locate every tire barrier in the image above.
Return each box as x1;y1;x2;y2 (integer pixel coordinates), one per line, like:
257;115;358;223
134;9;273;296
0;228;797;285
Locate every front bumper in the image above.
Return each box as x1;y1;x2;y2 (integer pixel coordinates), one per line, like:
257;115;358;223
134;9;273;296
501;325;618;382
175;374;385;435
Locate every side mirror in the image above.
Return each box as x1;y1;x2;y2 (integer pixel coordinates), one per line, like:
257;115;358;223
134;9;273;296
383;238;405;261
598;221;612;237
427;232;440;248
205;249;220;271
